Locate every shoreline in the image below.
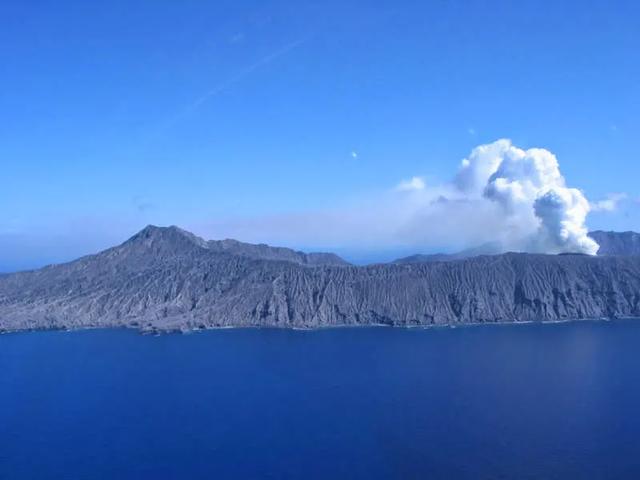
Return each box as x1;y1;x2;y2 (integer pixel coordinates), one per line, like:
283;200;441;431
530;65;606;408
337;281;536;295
1;315;637;337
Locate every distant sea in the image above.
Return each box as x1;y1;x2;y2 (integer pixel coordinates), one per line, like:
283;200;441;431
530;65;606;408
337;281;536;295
2;321;640;479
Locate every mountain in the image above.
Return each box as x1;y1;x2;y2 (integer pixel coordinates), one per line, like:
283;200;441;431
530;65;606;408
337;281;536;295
0;226;639;332
205;237;349;266
590;231;640;256
119;225;350;266
393;232;640;264
393;243;502;264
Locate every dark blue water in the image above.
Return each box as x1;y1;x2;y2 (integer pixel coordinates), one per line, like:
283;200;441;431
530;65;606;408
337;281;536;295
2;321;640;479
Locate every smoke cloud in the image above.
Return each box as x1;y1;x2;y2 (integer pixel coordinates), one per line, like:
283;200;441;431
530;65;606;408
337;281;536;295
451;139;598;254
197;139;601;256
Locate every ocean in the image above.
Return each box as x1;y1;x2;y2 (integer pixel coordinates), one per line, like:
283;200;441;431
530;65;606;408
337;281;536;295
2;320;640;479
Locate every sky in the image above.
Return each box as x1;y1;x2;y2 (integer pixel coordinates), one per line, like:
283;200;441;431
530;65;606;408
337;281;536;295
1;0;640;270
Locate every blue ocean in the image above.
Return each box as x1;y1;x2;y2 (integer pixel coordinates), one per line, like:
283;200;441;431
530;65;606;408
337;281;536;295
2;321;640;479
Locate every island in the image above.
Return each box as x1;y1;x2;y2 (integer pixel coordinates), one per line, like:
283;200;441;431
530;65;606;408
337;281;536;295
0;225;639;333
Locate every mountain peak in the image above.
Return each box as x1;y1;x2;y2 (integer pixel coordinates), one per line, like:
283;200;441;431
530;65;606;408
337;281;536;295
121;226;349;266
124;225;209;252
137;224;189;236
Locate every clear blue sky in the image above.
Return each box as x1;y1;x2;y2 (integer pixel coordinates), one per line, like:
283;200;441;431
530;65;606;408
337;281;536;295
1;0;639;270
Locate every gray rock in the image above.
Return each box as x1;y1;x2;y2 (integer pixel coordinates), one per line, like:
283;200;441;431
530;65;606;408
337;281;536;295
1;226;639;332
205;237;349;266
589;231;640;256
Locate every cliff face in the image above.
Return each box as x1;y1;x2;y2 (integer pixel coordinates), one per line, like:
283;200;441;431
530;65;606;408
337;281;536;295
1;226;639;332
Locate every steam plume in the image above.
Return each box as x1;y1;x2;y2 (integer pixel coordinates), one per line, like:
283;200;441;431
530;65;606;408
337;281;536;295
197;139;601;256
453;139;598;254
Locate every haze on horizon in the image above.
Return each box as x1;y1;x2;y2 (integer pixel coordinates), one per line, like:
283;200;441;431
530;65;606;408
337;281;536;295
2;0;639;271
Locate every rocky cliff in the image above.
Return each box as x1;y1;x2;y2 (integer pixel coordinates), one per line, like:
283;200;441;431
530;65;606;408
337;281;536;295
1;226;639;332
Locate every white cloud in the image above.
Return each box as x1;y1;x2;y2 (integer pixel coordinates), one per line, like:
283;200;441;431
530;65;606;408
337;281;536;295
351;151;358;159
591;193;627;212
396;176;426;192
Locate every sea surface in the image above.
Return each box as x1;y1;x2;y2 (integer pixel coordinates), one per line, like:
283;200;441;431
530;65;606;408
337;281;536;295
2;321;640;479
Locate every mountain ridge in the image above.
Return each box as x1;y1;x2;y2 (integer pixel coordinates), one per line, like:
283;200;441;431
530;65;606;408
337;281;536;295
589;230;640;256
77;224;350;268
393;231;640;264
1;225;639;333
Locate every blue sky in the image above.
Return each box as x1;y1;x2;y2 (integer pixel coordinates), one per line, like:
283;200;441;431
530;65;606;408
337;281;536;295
1;0;639;270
